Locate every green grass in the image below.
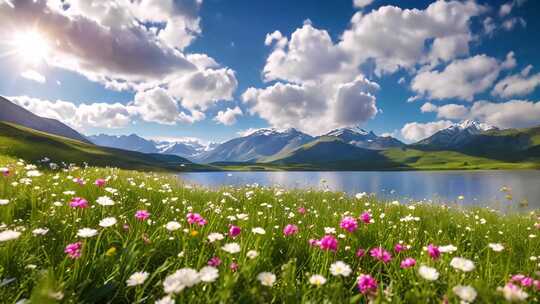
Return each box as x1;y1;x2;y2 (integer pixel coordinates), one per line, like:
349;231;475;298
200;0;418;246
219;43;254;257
0;122;213;172
0;155;539;303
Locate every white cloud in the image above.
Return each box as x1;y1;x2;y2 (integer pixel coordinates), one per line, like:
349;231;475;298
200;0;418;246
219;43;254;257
242;76;379;135
492;65;540;98
502;17;526;31
400;120;454;142
467;100;540;129
20;70;46;83
411;55;504;101
263;23;350;84
0;0;237;125
421;103;469;120
214;106;243;126
341;0;486;75
499;2;513;17
131;87;204;125
353;0;374;9
168;68;237;111
418;99;540;130
9;95;131;129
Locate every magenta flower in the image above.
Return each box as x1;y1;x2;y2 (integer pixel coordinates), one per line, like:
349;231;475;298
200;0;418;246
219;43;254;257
426;244;441;260
357;274;378;295
308;238;320;247
394;243;407;253
186;212;207;226
94;178;106;187
229;225;241;238
356;248;366;258
69;197;88;209
297;207;306;214
283;224;299;236
319;235;338;251
74;177;85;185
400;257;416;269
521;277;533;287
230;262;239;272
359;212;372;224
208;256;222;267
64;242;82;259
340;216;358;232
135;210;150;221
370;247;392;263
1;168;10;177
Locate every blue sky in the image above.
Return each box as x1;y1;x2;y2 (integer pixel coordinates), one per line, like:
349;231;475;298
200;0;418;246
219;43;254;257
1;0;539;144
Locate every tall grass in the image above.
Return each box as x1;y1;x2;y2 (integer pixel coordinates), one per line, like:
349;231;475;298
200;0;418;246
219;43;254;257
0;156;538;303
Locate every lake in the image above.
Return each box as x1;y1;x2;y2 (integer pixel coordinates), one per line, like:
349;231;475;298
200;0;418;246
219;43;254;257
177;170;540;209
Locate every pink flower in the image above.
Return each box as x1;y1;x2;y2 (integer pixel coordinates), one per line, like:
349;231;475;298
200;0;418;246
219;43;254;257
94;178;106;187
69;197;88;209
370;247;392;263
1;168;10;177
74;177;85;185
308;239;320;247
400;257;416;268
283;224;299;236
359;212;372;224
534;280;540;291
229;225;241;238
135;210;150;221
521;277;533;287
319;235;338;251
394;243;407;253
64;242;82;259
208;256;222;267
426;244;440;260
357;274;378;295
186;212;207;226
340;216;358;232
230;262;239;272
356;248;366;258
297;207;306;214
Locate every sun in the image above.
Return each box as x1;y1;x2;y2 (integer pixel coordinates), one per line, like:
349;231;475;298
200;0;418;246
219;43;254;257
12;31;50;64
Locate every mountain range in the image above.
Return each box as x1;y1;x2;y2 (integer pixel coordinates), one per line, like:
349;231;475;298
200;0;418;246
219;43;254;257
0;96;539;170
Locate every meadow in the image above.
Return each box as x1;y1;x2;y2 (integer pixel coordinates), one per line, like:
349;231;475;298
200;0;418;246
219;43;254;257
0;155;539;303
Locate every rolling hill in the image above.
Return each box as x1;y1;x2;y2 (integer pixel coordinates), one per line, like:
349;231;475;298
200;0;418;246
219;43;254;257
0;121;210;172
0;96;91;143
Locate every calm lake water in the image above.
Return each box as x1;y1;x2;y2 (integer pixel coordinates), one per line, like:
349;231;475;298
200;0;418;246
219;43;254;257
177;170;540;209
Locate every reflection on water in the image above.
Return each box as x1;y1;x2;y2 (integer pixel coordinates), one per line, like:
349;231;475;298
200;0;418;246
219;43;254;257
177;170;540;209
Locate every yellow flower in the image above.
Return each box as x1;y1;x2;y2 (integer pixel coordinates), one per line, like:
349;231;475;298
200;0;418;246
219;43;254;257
190;230;199;237
105;247;117;256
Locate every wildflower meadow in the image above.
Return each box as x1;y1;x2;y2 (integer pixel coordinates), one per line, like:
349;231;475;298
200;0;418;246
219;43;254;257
0;156;539;303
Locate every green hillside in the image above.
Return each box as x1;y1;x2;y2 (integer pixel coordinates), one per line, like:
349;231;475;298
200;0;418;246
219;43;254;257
262;128;540;171
0;121;212;172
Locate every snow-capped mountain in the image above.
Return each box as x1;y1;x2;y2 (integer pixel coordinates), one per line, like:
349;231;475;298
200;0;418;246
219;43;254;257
323;127;404;150
415;120;499;148
88;134;213;160
196;128;314;163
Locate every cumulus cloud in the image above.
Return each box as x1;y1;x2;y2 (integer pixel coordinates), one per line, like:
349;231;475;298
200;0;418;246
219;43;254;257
411;54;507;101
20;70;46;83
400;120;454;142
9;95;131;129
0;0;238;125
340;0;486;75
492;65;540;98
417;100;540;130
214;106;243;126
168;68;237;111
353;0;374;9
243;76;379;135
131;87;204;125
263;23;350;84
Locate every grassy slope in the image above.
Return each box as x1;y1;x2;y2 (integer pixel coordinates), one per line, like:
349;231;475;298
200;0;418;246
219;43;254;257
249;128;540;171
0;122;214;172
0;157;538;303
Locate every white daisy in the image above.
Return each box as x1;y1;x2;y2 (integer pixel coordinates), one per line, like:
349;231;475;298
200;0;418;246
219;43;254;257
418;265;439;281
77;228;98;238
309;274;327;286
257;272;276;287
199;266;219;282
221;242;241;254
450;257;475;272
126;272;149;286
330;261;352;277
99;217;117;228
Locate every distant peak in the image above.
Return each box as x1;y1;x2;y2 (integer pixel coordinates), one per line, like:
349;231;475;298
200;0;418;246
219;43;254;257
451;120;497;132
326;126;371;137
